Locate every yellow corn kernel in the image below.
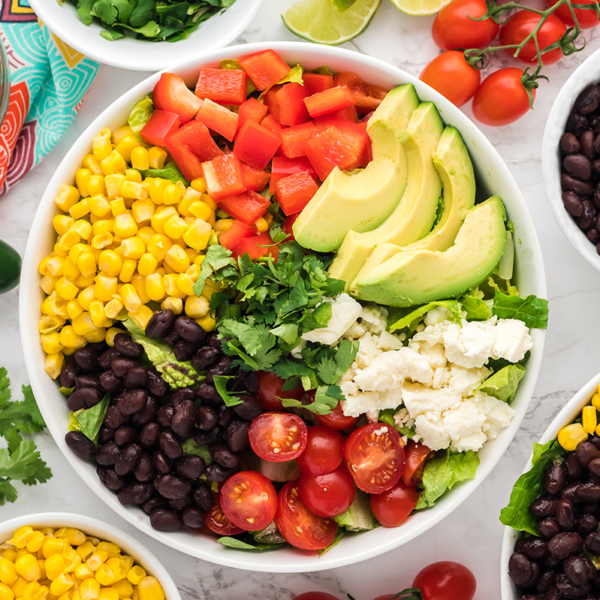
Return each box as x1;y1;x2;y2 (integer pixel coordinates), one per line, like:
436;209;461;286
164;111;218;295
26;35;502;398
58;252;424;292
94;565;114;587
46;257;65;277
112;580;132;600
131;199;154;224
63;257;81;281
136;253;157;277
81;154;103;176
23;581;47;600
13;527;34;549
94;272;118;302
76;253;96;280
54;185;81;212
196;313;215;332
164;244;190;273
88;195;110;218
130;147;149;171
104;299;123;320
101;151;127;176
184;295;209;319
75;543;94;561
206;212;216;227
98;251;123;278
72;310;96;337
110;198;127;217
44;352;64;379
583;405;598;434
93;131;112;163
75;275;96;291
201;193;217;210
129;305;153;330
136;227;154;246
113;214;138;239
89;300;105;328
125;169;142;184
122;182;149;202
99;590;118;600
69;200;90;221
185;264;201;282
188;200;212;222
148;147;167;170
12;577;28;598
119;557;133;575
53;215;74;236
558;423;588;452
125;568;145;587
87;175;106;198
15;555;41;582
120;237;145;260
69;243;88;262
0;560;16;587
191;178;207;194
104;175;126;200
178;190;201;217
75;564;94;580
592;393;600;411
38;315;65;335
161;185;183;207
86;552;107;574
59;326;86;349
137;578;163;600
162;274;185;299
113;125;134;146
44;554;66;582
103;327;121;347
40;275;58;295
130;275;150;305
53;245;69;258
55;277;79;301
80;578;100;600
90;233;112;251
50;575;73;598
39;256;51;276
147;234;172;262
75;170;92;198
161;297;182;314
145;273;165;302
163;215;187;240
58;231;82;253
40;332;63;354
84;327;107;344
119;259;137;284
183;219;212;251
148;180;169;205
41;295;68;319
214;218;233;234
0;583;13;600
254;217;268;233
175;273;194;297
115;136;140;164
65;301;82;322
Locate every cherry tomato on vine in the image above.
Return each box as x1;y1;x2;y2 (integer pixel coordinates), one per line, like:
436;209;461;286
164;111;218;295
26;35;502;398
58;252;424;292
249;412;308;462
370;480;419;527
546;0;600;29
313;396;359;430
432;0;499;51
256;371;304;411
499;11;566;64
472;67;535;126
298;464;356;517
296;426;344;476
412;561;477;600
401;442;433;487
420;51;481;107
294;594;339;600
205;496;244;536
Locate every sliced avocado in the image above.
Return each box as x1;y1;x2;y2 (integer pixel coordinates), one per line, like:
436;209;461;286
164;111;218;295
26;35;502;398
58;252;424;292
333;489;377;531
353;196;507;307
329;102;444;285
293;85;420;253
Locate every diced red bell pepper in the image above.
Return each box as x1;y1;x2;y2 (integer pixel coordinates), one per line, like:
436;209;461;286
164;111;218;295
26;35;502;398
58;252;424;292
304;123;370;181
219;220;256;251
283;213;299;241
201;154;246;201
219;190;271;225
274;171;319;216
195;68;247;106
153;73;202;124
238;50;291;91
279;121;316;159
195;99;238;142
232;232;279;261
261;115;284;136
269;156;317;193
303;73;334;95
334;72;388;113
165;121;223;181
263;85;282;121
140;110;180;147
233;121;281;170
276;83;310;127
326;105;359;123
237;98;268;134
304;86;355;119
241;163;270;192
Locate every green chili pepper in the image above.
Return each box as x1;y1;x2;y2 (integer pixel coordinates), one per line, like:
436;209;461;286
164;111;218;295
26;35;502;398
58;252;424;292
0;239;21;293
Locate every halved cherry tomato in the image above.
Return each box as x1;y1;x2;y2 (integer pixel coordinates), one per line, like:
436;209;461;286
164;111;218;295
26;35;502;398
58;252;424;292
294;594;339;600
234;120;281;170
298;464;355;518
303;73;334;95
432;0;499;51
370;480;419;527
413;561;477;600
274;481;338;550
140;110;180;147
296;426;344;477
201;154;246;202
249;412;308;462
239;49;291;91
221;471;278;531
402;442;433;487
274;171;319;216
205;496;244;536
314;398;358;430
153;73;202;124
256;371;304;411
420;51;481;108
195;67;247;106
546;0;600;28
344;423;405;494
333;72;387;113
218;190;271;225
195;99;238;142
232;232;279;261
277;83;311;126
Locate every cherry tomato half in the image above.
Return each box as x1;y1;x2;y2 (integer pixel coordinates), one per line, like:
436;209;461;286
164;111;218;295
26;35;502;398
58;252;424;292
344;423;405;494
499;11;566;64
298;464;355;518
546;0;600;29
249;412;308;462
294;594;339;600
413;561;477;600
314;397;358;430
256;371;304;411
472;67;534;127
402;442;433;487
221;471;278;531
204;496;244;536
370;480;419;528
275;481;338;550
296;426;344;476
420;51;481;108
432;0;499;51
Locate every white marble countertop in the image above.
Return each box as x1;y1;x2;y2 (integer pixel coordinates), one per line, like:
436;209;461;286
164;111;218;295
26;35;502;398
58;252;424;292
2;1;600;596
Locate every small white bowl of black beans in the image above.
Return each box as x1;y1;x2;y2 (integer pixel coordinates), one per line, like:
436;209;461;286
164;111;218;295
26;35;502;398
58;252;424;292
543;46;600;271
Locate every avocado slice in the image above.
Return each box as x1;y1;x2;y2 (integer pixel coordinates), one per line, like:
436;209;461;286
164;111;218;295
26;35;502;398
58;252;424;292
352;196;507;307
329;102;444;284
333;489;377;531
346;126;476;284
293;85;420;253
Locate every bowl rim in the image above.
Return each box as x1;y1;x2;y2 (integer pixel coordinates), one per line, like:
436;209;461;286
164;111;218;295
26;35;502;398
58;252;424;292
20;40;548;572
542;45;600;273
0;512;181;600
500;371;600;599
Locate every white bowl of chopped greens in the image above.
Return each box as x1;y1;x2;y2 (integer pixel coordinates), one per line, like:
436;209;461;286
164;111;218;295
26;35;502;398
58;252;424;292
20;42;547;572
27;0;264;71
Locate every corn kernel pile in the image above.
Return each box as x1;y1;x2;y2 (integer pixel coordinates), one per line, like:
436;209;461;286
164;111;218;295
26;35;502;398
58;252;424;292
38;124;245;380
557;384;600;451
0;526;165;600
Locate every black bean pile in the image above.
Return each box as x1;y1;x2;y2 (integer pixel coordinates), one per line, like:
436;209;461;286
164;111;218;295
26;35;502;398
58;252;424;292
560;84;600;253
509;436;600;599
62;309;263;533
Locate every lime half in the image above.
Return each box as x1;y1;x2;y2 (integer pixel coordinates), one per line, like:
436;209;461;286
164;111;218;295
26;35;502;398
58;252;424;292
283;0;381;45
390;0;451;16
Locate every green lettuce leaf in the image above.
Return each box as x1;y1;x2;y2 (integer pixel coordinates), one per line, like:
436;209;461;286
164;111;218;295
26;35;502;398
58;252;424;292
388;300;462;333
476;364;526;403
379;409;416;439
216;536;282;551
213;375;243;407
460;296;491;321
75;394;110;444
492;291;549;329
141;161;188;186
252;521;286;545
128;94;154;133
181;439;212;464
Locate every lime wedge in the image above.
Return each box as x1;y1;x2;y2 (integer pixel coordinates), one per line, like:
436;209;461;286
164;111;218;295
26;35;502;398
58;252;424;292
332;0;357;9
283;0;381;45
390;0;451;16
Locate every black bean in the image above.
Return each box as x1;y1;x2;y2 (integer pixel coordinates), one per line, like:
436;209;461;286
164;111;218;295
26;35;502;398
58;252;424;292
134;453;155;482
218;406;234;429
244;372;258;394
565;154;593;181
182;507;205;529
209;443;240;469
522;562;541;589
545;464;567;495
548;532;584;559
207;332;222;351
154;474;192;499
103;405;127;430
175;316;206;344
531;495;558;518
562;173;595;196
100;371;124;394
114;334;144;359
193;484;214;511
157;405;174;428
175;456;205;479
229;368;247;392
150;508;183;531
73;346;98;373
194;428;222;446
168;497;193;513
557;498;576;531
99;348;120;370
232;395;262;421
147;370;169;397
587;228;600;244
132;397;159;427
563;482;584;502
65;431;97;458
198;406;218;431
567;111;588;135
579;442;600;467
581;130;596;160
576;85;600;115
142;496;165;515
117;389;148;416
97;466;127;491
566;453;584;479
75;374;102;391
191;346;220;372
205;463;237;483
68;387;103;411
114;426;137;447
576;513;598;535
115;443;142;476
595;133;600;156
153;450;172;475
162;330;181;348
586;531;600;554
207;357;235;383
171;401;197;438
174;340;198;362
544;554;562;571
516;538;548;561
196;382;222;404
226;420;249;453
118;482;153;506
509;552;534;587
561;132;581;154
159;431;183;460
98;426;113;445
60;361;79;388
538;517;561;540
146;310;176;339
577;200;596;230
564;555;589;587
111;357;139;378
589;434;600;450
139;423;160;448
588;458;600;477
125;366;149;390
583;556;596;581
535;571;556;595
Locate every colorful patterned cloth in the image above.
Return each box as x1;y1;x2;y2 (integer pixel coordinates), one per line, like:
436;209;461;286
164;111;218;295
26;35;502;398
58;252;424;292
0;0;99;194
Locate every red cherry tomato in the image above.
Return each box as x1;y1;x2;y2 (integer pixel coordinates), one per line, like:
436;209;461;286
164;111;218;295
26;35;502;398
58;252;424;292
249;412;308;462
413;561;477;600
204;496;244;536
472;68;534;127
370;480;419;528
256;371;304;411
546;0;600;29
220;471;278;532
296;426;344;476
420;51;481;107
343;423;405;494
499;11;566;64
432;0;499;51
314;397;358;430
402;442;433;487
294;594;339;600
298;464;356;518
274;481;338;550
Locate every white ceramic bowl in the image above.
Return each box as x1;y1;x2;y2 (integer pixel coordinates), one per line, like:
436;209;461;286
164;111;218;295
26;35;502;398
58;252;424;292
27;0;264;71
0;512;180;600
543;46;600;273
20;41;547;573
500;372;600;599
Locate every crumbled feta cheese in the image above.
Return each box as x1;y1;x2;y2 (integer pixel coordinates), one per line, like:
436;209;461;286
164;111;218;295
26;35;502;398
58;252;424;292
414;414;451;450
301;293;363;345
424;306;452;326
358;304;389;334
